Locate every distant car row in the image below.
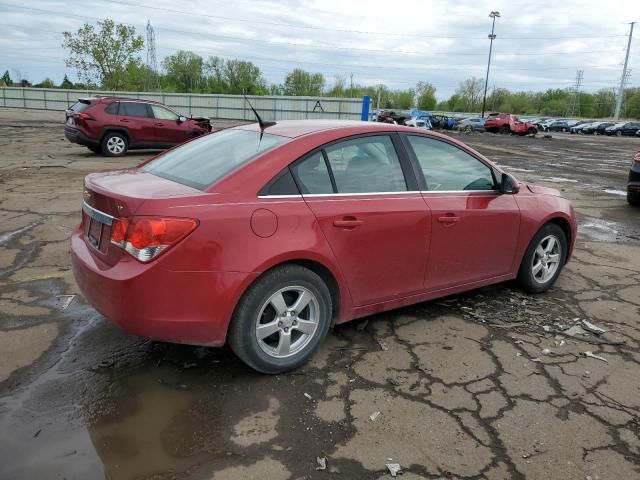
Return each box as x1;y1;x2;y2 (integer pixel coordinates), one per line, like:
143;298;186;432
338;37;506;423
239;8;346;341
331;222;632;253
523;118;640;137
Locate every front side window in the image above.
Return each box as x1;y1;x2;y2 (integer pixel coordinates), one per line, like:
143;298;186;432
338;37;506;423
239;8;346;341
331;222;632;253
144;129;288;190
406;135;495;191
120;102;150;118
151;105;179;120
324;136;407;193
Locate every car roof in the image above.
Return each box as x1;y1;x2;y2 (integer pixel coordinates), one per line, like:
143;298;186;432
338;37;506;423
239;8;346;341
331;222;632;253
233;120;426;138
79;96;163;105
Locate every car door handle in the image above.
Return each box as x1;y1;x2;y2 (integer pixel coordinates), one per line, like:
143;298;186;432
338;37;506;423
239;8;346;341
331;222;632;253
333;218;363;228
438;215;460;224
119;119;129;123
155;122;164;126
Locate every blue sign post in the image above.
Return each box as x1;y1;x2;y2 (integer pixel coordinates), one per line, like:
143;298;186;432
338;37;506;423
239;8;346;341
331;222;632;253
361;95;371;121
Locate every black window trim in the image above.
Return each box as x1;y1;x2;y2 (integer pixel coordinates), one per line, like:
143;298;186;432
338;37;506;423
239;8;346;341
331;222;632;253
399;132;499;192
259;132;420;197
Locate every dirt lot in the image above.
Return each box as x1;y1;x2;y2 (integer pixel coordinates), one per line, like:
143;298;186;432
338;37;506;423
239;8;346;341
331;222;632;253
0;108;639;480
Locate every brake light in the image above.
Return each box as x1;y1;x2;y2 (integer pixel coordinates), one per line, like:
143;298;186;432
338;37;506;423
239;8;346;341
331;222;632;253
78;112;94;120
110;216;198;262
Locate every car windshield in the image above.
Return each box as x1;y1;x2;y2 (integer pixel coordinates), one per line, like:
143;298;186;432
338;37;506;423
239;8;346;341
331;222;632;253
143;129;288;190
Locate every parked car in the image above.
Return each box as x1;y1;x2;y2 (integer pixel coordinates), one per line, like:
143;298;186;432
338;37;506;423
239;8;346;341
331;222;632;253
405;119;432;130
628;151;640;206
484;113;538;135
570;121;593;134
547;121;571;132
594;122;615;135
606;121;640;136
64;97;212;156
456;117;485;132
71;120;577;373
580;122;602;134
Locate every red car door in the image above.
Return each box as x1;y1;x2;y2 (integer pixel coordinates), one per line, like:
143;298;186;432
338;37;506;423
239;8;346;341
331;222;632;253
403;134;520;290
291;135;431;306
149;104;189;145
118;102;157;146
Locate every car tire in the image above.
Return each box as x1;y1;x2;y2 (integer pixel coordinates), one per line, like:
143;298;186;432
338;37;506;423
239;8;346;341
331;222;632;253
87;145;101;154
528;127;537;135
518;223;567;294
616;130;622;137
228;264;332;374
628;191;640;207
101;132;128;156
500;125;510;134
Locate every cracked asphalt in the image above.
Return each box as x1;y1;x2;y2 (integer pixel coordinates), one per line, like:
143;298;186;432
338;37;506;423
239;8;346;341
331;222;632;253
0;108;639;480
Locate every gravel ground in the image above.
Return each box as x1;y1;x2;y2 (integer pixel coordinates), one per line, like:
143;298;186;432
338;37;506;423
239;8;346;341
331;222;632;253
0;108;639;480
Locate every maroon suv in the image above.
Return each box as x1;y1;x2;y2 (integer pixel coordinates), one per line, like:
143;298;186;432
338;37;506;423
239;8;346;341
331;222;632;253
64;97;212;156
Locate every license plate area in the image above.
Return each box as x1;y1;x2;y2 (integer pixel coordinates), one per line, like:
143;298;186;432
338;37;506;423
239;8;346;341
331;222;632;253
87;218;103;249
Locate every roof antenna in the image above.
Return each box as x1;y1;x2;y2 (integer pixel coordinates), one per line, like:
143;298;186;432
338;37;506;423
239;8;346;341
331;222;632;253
243;94;276;140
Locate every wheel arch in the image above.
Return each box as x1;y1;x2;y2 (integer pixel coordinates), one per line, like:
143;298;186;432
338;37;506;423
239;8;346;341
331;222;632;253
545;216;572;264
100;127;131;144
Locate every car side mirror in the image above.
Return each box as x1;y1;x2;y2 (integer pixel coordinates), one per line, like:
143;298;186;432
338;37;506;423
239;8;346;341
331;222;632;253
500;173;519;194
178;116;187;123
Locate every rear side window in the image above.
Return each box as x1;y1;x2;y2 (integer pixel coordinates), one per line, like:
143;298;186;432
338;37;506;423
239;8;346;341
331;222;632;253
324;135;407;193
406;136;495;191
291;152;333;194
105;102;119;114
120;102;150;118
151;105;179;120
144;129;288;190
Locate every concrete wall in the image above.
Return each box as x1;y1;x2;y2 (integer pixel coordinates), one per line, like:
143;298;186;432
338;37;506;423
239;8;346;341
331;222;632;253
0;87;363;121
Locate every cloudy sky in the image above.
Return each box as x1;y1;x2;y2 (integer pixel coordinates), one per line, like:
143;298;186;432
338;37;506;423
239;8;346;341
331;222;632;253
0;0;638;99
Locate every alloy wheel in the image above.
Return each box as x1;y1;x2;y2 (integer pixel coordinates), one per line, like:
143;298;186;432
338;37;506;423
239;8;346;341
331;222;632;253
531;234;561;284
255;286;320;358
107;136;125;154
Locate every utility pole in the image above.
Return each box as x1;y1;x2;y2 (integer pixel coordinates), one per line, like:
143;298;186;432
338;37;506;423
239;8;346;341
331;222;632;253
146;20;159;91
481;11;500;118
567;70;584;117
614;22;635;120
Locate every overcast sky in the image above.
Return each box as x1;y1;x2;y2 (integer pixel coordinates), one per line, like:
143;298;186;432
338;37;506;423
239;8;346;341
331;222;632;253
0;0;638;99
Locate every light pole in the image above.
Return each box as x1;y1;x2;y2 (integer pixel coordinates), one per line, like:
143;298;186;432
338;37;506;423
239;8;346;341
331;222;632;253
481;11;500;118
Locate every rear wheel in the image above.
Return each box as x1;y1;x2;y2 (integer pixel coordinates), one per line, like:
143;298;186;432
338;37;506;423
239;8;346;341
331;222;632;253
101;132;128;156
628;191;640;207
518;223;567;294
527;127;537;135
500;125;510;134
616;130;622;137
228;265;332;374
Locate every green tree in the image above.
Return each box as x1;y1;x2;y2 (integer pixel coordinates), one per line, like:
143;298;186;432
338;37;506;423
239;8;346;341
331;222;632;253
34;78;56;88
163;50;204;92
60;74;74;89
203;56;227;93
454;77;484;112
222;59;267;95
1;70;11;86
62;19;144;90
415;81;436;110
283;69;325;96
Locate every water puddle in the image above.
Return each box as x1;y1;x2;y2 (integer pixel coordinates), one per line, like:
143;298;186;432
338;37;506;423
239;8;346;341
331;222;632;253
603;189;627;197
578;217;622;242
545;177;578;183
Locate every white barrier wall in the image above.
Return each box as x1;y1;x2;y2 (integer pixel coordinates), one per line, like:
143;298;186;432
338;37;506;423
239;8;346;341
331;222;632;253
0;87;363;121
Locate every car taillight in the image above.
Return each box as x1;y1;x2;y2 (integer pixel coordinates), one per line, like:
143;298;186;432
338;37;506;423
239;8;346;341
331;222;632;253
78;112;94;120
110;216;198;262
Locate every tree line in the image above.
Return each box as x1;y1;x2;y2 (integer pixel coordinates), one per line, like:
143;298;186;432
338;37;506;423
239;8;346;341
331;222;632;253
1;19;638;119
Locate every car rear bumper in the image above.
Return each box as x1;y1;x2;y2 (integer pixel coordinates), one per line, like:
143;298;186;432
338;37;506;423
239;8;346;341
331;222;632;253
70;227;257;346
65;126;99;148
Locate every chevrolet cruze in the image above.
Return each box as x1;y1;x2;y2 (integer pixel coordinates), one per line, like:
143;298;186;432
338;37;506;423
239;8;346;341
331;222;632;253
71;120;576;373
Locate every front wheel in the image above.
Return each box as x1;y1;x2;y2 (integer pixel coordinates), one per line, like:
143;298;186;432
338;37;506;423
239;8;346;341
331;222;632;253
500;125;510;134
518;223;567;294
528;127;537;135
616;130;622;137
628;191;640;207
228;265;332;374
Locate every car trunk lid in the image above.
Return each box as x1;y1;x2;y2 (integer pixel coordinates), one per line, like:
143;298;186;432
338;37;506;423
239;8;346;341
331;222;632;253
81;169;206;265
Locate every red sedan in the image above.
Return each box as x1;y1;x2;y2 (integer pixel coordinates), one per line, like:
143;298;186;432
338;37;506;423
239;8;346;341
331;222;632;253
71;120;576;373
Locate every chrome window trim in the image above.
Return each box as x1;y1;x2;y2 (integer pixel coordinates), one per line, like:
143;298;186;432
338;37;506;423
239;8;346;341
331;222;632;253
420;190;499;194
82;201;114;226
257;194;303;199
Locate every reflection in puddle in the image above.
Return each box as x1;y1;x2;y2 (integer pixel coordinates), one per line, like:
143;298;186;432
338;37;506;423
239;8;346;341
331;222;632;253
603;189;627;197
578;217;621;242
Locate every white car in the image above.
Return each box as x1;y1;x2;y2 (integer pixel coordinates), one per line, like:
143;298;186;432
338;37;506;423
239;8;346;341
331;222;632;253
405;119;432;130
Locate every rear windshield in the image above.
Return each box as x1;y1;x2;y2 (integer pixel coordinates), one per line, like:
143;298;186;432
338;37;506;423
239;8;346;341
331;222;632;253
69;101;90;113
143;129;288;190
